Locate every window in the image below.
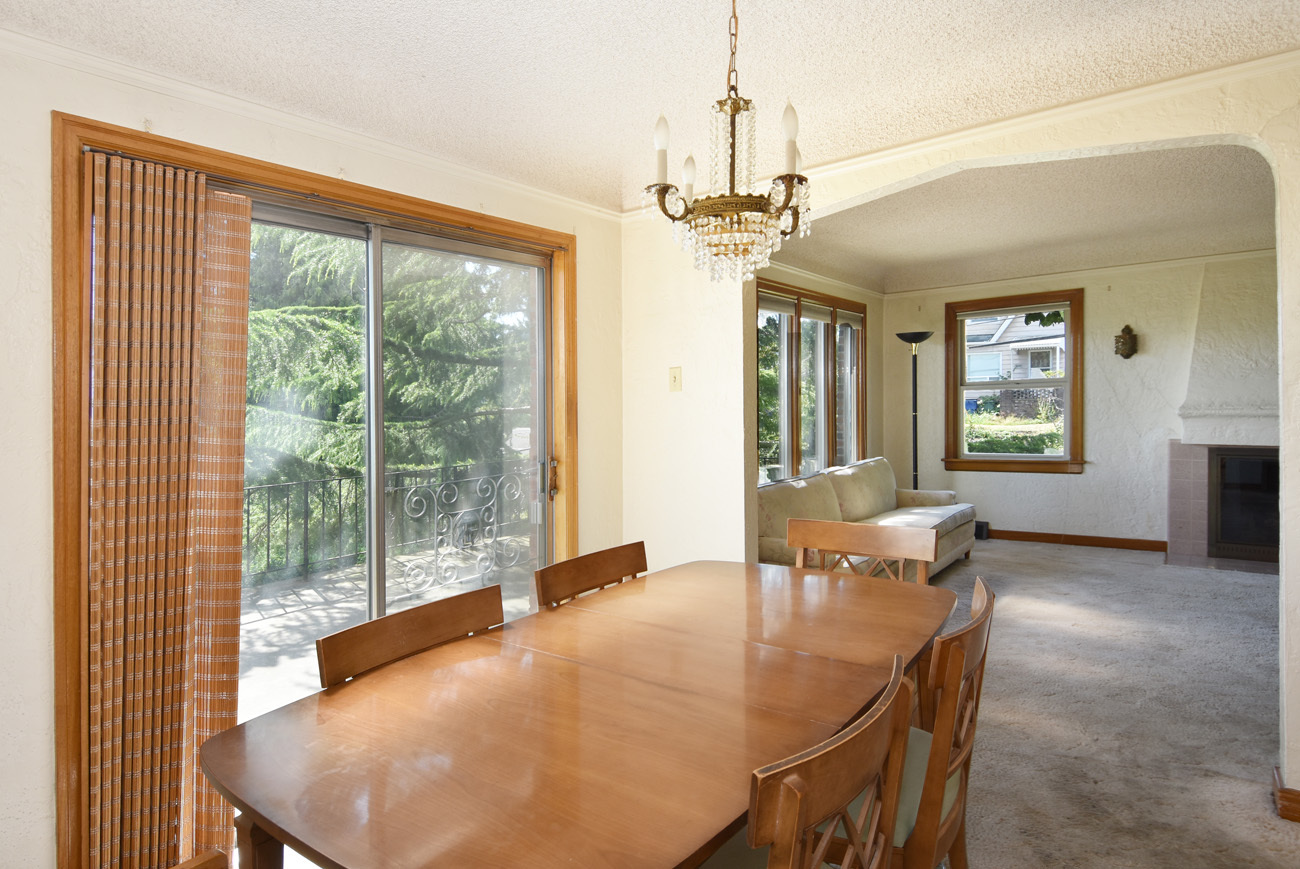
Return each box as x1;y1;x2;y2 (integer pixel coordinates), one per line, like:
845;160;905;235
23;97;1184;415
757;282;866;482
944;288;1084;473
966;351;1002;382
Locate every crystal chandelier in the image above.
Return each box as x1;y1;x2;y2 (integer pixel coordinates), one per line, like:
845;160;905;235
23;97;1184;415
645;0;811;282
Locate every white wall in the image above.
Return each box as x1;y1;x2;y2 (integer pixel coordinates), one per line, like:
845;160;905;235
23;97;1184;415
1180;255;1281;445
0;33;624;866
879;252;1273;541
620;215;750;568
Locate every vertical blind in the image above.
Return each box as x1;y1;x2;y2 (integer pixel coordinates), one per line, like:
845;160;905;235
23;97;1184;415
85;152;249;866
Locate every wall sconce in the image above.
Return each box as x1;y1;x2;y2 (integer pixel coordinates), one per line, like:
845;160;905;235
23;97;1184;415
1114;325;1137;359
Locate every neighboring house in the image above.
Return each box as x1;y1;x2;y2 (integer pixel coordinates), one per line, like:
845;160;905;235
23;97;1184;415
965;314;1066;383
2;15;1300;867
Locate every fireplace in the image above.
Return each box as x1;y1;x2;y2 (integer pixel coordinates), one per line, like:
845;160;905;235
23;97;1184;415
1167;439;1279;568
1208;447;1279;562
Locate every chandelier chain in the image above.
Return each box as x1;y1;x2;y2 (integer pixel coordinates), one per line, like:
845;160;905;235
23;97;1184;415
727;0;739;96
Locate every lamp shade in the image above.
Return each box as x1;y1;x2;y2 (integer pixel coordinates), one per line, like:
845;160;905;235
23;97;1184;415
896;331;934;345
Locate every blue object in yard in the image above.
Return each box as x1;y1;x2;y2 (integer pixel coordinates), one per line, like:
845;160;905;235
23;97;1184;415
965;398;978;412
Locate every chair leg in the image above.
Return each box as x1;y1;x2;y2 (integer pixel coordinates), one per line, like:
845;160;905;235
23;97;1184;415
947;815;969;869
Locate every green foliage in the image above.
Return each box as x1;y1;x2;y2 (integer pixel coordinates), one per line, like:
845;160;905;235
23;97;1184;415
1023;310;1065;327
244;224;537;488
757;313;782;464
965;430;1063;454
250;225;365;310
245;406;364;482
975;394;1000;414
247;306;364;421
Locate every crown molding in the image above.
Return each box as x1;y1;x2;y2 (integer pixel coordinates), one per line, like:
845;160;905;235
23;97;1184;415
879;248;1277;300
757;261;881;301
0;27;622;224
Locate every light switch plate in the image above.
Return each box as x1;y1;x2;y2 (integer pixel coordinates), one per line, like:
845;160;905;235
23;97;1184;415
669;366;682;392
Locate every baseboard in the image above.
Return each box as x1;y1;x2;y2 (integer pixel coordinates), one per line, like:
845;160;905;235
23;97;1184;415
1274;768;1300;822
987;528;1167;552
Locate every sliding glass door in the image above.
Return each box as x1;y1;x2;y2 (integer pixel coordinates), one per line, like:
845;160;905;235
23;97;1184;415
239;208;550;720
378;231;548;620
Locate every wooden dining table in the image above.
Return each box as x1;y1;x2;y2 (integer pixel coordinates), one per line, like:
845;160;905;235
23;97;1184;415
200;560;957;869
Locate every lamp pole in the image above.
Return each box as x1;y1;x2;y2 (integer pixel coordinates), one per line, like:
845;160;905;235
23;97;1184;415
896;331;934;490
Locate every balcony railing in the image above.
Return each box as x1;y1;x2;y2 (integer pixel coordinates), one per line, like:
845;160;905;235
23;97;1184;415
242;459;536;594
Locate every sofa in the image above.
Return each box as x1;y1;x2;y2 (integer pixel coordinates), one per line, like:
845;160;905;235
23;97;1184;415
757;457;976;579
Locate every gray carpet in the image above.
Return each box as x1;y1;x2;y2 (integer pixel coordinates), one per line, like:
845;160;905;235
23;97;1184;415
930;539;1300;867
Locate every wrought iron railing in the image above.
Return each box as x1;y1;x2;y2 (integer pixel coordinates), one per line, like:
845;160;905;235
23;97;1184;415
242;459;536;592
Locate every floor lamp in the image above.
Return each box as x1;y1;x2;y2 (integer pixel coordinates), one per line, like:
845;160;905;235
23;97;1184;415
896;331;934;490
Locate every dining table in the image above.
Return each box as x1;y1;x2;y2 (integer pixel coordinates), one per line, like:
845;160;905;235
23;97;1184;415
200;560;958;869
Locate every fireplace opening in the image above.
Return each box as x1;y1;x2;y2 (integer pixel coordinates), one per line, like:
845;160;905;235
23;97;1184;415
1208;447;1279;562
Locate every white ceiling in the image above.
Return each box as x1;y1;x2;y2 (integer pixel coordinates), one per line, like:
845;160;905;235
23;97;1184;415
772;145;1278;292
2;0;1295;288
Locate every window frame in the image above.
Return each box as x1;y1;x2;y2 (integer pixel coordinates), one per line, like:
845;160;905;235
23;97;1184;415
756;280;867;482
943;288;1085;474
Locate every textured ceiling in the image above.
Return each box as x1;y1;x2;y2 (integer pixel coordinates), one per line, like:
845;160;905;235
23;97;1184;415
2;0;1298;214
770;145;1278;292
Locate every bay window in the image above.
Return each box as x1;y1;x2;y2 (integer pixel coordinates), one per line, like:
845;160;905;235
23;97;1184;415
757;282;866;482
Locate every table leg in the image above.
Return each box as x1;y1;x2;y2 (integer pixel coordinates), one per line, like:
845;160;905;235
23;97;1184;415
234;813;284;869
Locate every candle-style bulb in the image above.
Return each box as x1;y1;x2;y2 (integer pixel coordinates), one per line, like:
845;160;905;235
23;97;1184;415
782;102;799;141
783;103;799;174
654;115;670;150
682;154;696;202
654;115;670;185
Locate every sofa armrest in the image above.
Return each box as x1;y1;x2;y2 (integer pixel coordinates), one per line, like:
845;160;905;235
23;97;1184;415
895;488;957;508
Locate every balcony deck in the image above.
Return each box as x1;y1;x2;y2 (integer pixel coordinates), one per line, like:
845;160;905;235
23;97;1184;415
238;551;536;722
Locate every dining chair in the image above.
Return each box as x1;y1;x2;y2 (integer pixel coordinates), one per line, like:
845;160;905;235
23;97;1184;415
533;540;647;607
788;518;939;584
174;851;227;869
315;583;504;688
892;577;995;869
704;655;913;869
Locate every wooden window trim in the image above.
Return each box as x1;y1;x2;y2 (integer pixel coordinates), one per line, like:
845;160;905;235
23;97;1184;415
943;288;1084;474
756;279;868;480
51;111;578;864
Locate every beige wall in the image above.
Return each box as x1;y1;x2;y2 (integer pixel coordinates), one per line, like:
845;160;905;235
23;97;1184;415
620;215;750;568
0;33;624;865
878;252;1275;541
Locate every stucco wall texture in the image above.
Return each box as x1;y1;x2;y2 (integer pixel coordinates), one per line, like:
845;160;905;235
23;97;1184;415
880;253;1276;543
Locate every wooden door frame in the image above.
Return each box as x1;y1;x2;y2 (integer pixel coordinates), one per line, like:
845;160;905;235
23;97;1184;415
51;111;578;865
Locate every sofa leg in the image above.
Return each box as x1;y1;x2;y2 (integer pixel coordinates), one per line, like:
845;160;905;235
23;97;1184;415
964;548;972;559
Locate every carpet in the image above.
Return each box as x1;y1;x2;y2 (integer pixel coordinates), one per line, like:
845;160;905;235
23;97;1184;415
929;539;1300;868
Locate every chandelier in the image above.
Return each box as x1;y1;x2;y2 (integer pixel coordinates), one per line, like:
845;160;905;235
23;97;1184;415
645;0;811;282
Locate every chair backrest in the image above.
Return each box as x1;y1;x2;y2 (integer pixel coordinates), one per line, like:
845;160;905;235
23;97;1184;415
315;584;504;688
787;518;939;584
174;851;228;869
534;541;647;607
903;577;995;869
747;656;913;869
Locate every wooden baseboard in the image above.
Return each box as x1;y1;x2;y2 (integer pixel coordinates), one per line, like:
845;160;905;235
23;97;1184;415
1275;768;1300;822
987;528;1167;552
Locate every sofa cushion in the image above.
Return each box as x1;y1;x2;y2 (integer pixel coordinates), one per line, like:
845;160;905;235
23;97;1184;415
826;458;899;522
865;502;977;538
757;473;842;547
